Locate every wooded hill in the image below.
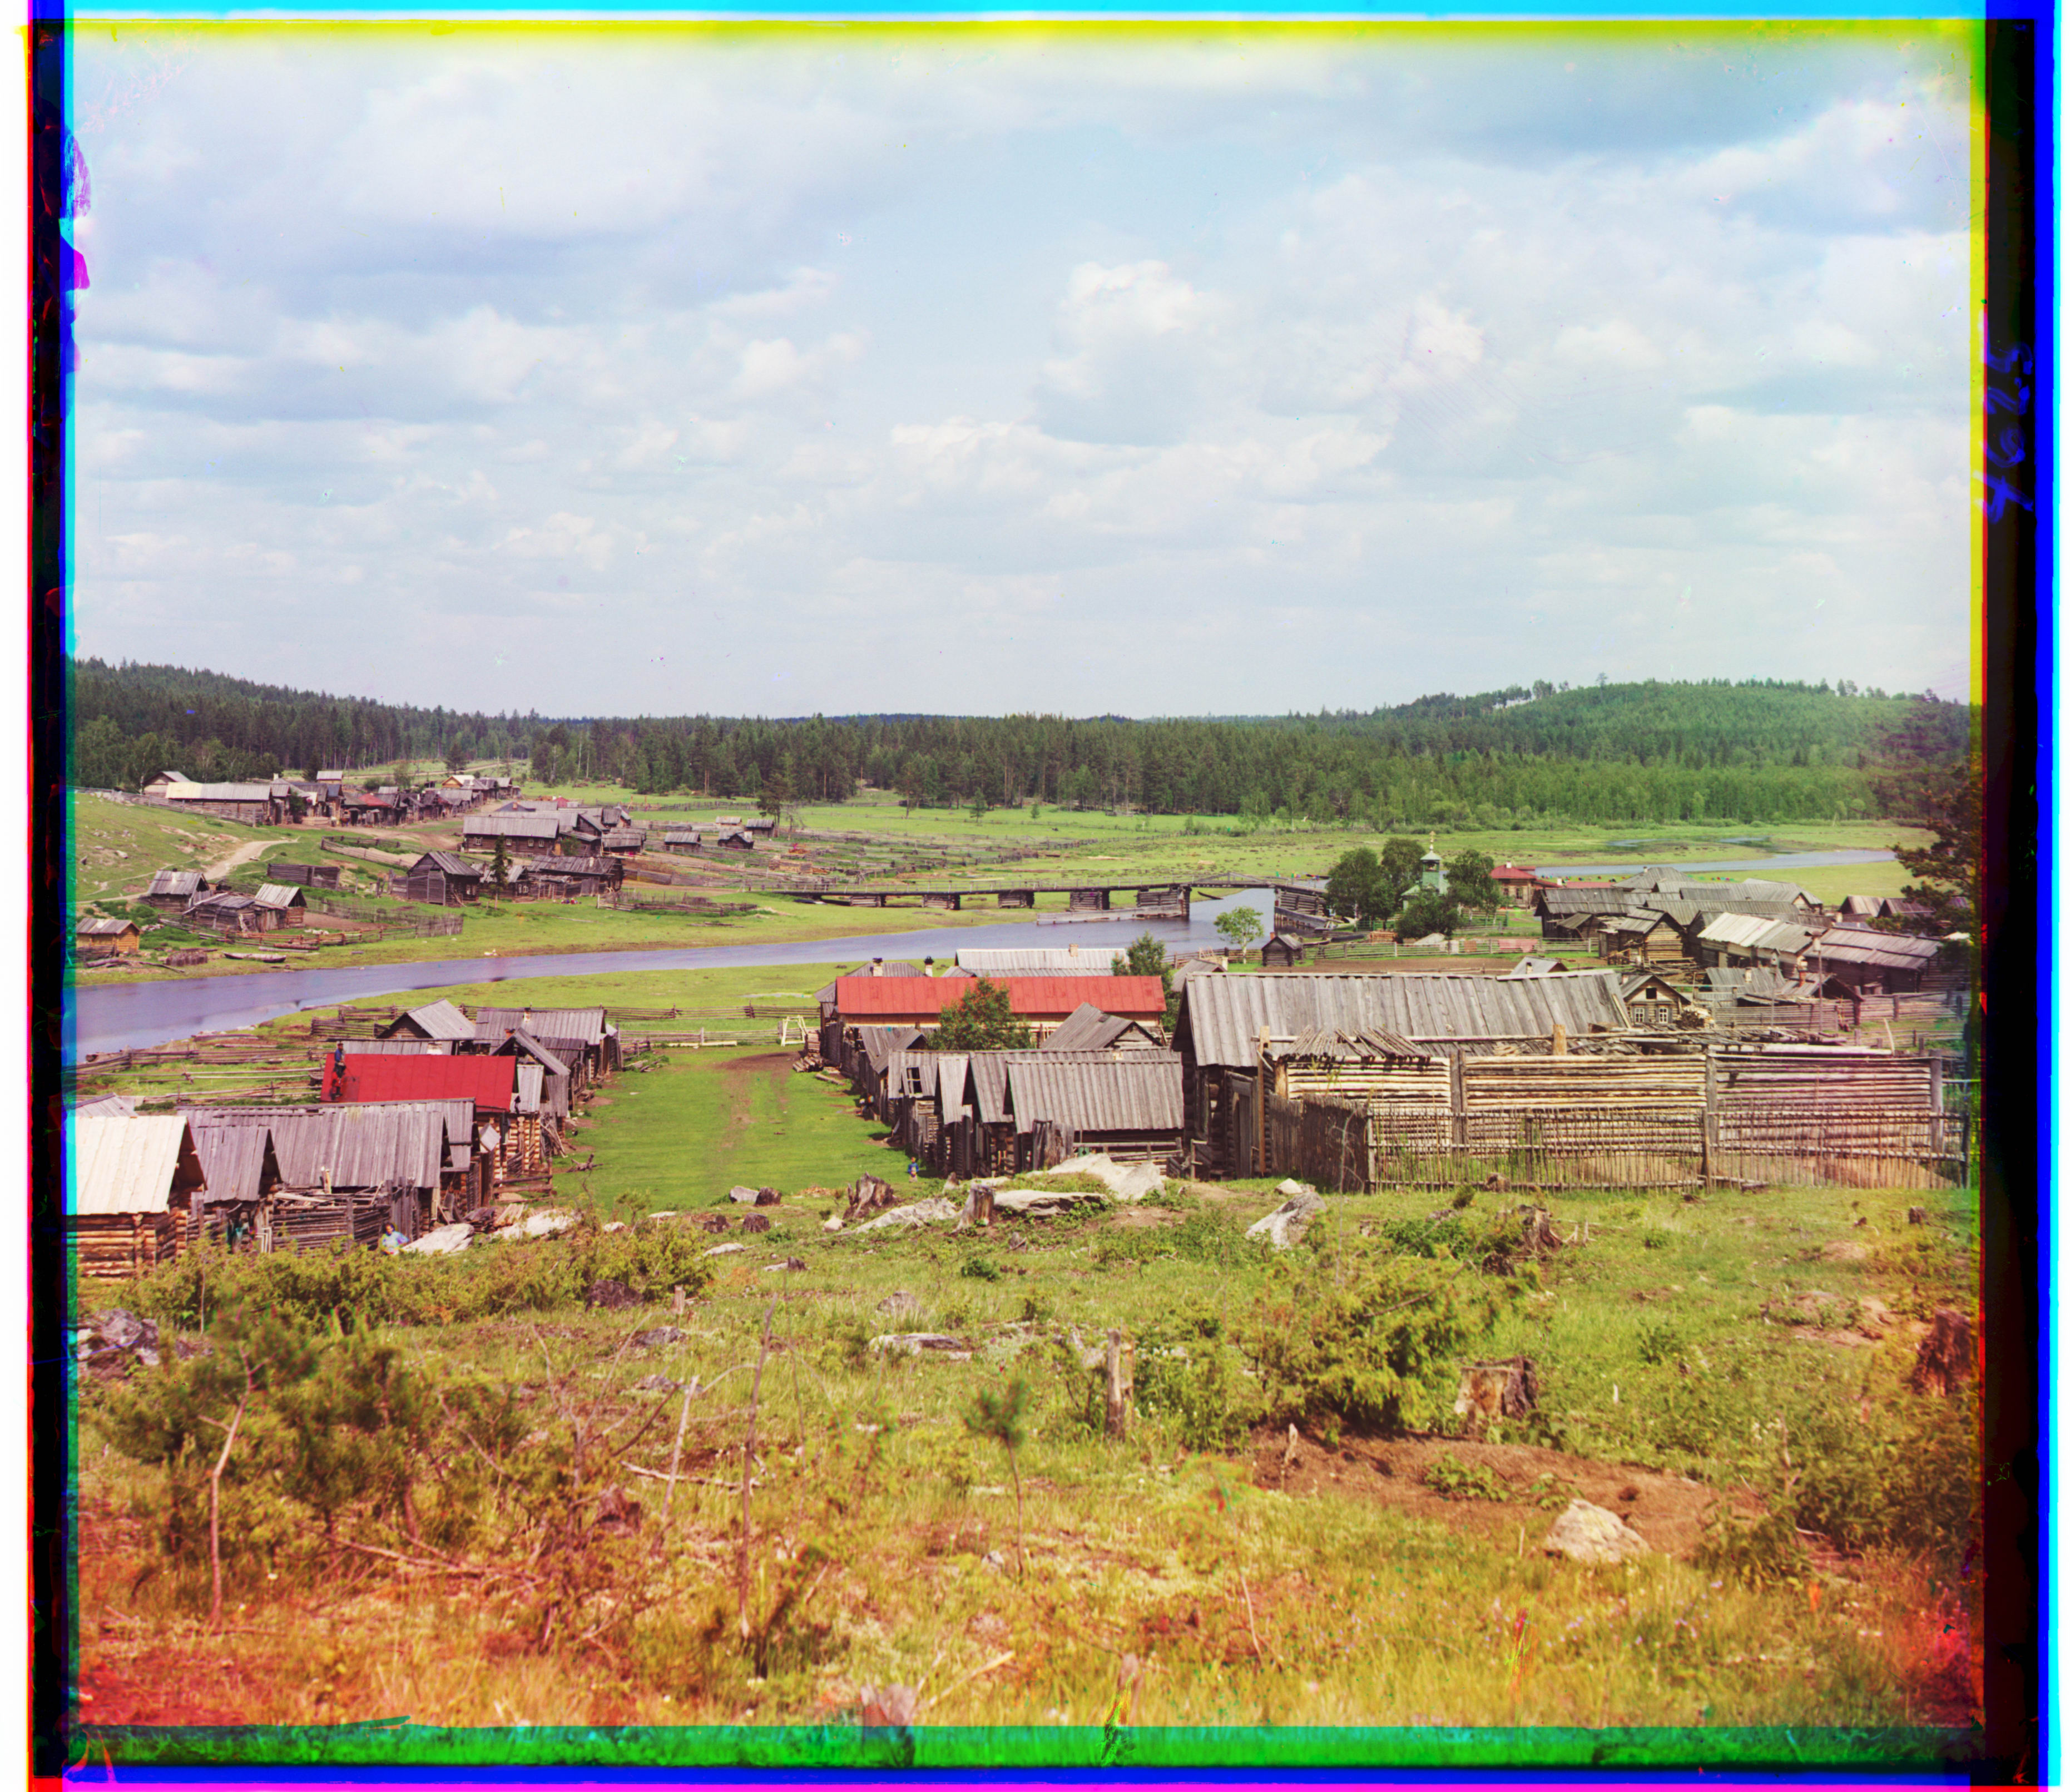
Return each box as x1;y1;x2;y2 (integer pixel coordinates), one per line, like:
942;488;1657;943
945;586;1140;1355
64;659;1970;829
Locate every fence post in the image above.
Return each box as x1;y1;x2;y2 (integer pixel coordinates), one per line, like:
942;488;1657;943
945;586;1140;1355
1448;1052;1466;1151
1702;1048;1719;1191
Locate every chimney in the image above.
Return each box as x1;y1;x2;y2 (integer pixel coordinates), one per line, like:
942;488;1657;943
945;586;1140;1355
924;957;935;977
871;958;884;976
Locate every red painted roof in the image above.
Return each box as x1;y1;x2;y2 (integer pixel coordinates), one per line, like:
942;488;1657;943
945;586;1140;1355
323;1052;517;1112
834;975;1167;1021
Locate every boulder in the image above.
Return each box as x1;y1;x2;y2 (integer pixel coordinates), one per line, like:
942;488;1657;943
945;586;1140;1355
585;1277;641;1310
1247;1190;1325;1251
876;1292;923;1320
1275;1179;1315;1199
990;1187;1110;1219
1028;1154;1163;1204
702;1242;746;1258
1543;1499;1651;1566
754;1187;782;1207
630;1325;688;1350
701;1214;731;1234
823;1212;845;1232
741;1212;774;1235
851;1198;959;1234
75;1309;161;1374
521;1210;577;1238
402;1222;472;1255
762;1258;808;1273
868;1332;972;1360
859;1683;919;1728
729;1185;761;1204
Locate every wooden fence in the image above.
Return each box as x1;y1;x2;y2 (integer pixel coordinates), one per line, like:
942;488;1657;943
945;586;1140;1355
301;892;464;936
1250;1045;1969;1194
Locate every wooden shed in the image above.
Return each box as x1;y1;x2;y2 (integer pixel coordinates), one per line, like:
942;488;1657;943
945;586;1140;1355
252;883;309;924
75;917;141;958
143;869;209;912
400;851;485;907
1260;933;1306;968
161;781;284;825
68;1115;206;1275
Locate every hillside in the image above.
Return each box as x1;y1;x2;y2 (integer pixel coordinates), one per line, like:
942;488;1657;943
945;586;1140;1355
63;659;1970;830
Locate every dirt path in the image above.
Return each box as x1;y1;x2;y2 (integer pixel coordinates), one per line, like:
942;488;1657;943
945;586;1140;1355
1255;1429;1718;1560
201;837;274;882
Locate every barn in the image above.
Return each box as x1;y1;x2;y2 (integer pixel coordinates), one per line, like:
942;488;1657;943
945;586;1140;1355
143;869;209;912
75;917;141;958
400;851;486;907
68;1115;206;1275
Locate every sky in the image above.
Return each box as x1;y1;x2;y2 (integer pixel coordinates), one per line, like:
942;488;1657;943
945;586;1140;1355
63;23;1981;719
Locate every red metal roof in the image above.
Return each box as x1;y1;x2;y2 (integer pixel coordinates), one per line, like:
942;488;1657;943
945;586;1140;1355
834;975;1167;1021
323;1052;517;1112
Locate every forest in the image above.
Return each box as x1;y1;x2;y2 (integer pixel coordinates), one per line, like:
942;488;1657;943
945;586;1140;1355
62;659;1972;830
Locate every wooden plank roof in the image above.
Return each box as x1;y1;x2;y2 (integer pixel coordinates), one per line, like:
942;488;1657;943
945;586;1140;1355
189;1123;281;1205
1176;971;1632;1068
146;869;205;898
1005;1053;1183;1135
954;948;1118;976
475;1006;608;1045
834;976;1166;1021
183;1102;463;1187
68;1116;202;1215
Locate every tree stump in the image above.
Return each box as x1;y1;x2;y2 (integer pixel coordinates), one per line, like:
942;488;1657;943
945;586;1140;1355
1909;1306;1975;1397
1104;1330;1133;1439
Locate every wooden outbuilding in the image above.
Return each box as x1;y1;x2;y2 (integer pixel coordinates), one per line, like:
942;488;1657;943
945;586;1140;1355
400;851;485;907
143;869;209;911
75;917;141;958
160;781;284;825
68;1115;206;1274
1260;933;1305;968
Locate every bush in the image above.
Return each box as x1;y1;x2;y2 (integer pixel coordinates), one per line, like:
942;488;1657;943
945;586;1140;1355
131;1223;715;1333
959;1255;1002;1283
1424;1452;1504;1501
1132;1314;1260;1453
1238;1249;1500;1434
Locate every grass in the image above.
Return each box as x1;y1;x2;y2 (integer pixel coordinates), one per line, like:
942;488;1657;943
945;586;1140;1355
68;775;1935;988
71;1036;1982;1745
570;1044;910;1213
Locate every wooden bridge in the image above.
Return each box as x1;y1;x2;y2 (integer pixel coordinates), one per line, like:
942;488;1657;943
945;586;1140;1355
792;875;1331;926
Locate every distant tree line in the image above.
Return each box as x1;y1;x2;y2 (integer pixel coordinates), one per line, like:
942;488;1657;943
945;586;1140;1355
62;658;1972;829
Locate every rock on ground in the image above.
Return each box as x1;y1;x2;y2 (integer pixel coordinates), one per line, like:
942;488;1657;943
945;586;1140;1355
1543;1498;1651;1565
1247;1190;1326;1251
851;1198;959;1234
585;1278;641;1310
869;1332;972;1360
630;1325;688;1350
989;1187;1111;1219
702;1242;746;1258
1026;1154;1163;1202
876;1291;923;1320
402;1222;473;1255
729;1185;761;1204
521;1210;577;1238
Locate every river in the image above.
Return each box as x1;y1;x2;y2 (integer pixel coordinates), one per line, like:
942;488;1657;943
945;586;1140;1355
68;845;1896;1057
68;890;1276;1056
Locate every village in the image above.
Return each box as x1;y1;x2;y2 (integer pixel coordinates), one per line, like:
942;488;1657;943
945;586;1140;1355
61;781;1983;1744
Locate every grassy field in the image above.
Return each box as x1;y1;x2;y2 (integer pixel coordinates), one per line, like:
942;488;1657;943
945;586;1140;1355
71;1034;1981;1751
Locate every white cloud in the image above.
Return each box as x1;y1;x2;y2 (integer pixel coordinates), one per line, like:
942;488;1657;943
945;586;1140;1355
63;28;1977;714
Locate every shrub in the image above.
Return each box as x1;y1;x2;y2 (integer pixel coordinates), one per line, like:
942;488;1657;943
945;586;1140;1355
131;1224;716;1334
1132;1314;1259;1453
1238;1250;1499;1434
959;1255;1002;1283
1425;1452;1504;1501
